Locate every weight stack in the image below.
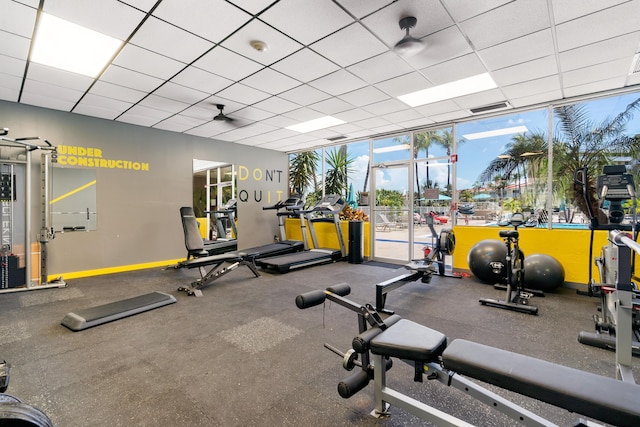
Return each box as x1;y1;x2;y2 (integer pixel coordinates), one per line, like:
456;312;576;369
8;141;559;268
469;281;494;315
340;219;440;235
1;255;25;288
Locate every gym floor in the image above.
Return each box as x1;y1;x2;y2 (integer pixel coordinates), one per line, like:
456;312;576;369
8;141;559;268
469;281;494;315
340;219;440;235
0;260;637;426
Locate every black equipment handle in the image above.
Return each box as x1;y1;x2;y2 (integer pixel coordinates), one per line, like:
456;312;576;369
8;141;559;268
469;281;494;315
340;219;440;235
295;290;326;309
295;284;351;309
337;370;370;399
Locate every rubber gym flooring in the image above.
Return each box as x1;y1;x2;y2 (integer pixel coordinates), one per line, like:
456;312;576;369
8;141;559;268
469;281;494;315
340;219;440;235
0;260;637;426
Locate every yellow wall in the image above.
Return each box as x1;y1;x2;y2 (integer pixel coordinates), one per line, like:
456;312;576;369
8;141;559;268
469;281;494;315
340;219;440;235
453;226;615;287
285;218;371;257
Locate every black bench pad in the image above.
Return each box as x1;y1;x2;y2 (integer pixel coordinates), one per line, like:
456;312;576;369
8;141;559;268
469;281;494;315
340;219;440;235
370;319;447;363
442;339;640;427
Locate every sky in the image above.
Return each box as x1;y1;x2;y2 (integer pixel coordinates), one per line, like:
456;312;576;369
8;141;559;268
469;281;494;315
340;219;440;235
339;91;640;196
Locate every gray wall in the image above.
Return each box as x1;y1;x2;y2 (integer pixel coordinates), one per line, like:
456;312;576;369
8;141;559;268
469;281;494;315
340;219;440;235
0;100;288;276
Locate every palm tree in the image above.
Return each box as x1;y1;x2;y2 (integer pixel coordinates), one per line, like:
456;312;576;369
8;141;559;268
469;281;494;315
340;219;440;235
289;151;319;197
324;147;354;197
553;98;640;222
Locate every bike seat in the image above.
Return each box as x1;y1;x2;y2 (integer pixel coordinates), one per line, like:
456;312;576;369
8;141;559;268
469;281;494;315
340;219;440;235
499;230;519;239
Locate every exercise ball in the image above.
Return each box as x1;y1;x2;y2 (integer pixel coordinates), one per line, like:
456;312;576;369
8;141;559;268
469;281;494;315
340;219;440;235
524;253;565;291
467;239;507;284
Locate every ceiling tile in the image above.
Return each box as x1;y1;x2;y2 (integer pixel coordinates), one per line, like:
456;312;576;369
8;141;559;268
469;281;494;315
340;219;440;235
308;70;368;96
442;0;512;22
459;1;550;50
282;107;326;122
138;94;191;114
192;47;263;81
259;0;353;45
414;100;461;118
230;106;275;121
26;63;94;92
346;51;413;84
401;26;473;69
253;96;300;115
375;72;430;97
0;54;26;78
88;80;147;104
453;88;507;110
310;23;389;67
20;84;79;111
551;0;629;24
259;114;298;128
562;58;631;88
100;65;164;93
0;74;22;102
216;83;271;104
113;44;186;80
555;2;640;52
271;48;340;83
220;19;303;66
152;0;252;43
478;29;555;70
118;103;173;122
509;89;563;108
1;0;36;37
74;94;133;120
227;0;275;15
558;32;640;72
152;114;209;133
361;98;407;115
43;0;145;40
564;76;627;98
129;16;214;64
500;76;561;100
381;108;424;124
333;108;375;122
308;97;354;115
420;53;487;85
335;0;392;19
170;66;234;95
492;56;558;87
153;82;209;104
338;86;390;107
241;68;300;95
0;30;31;61
279;85;331;105
119;0;157;11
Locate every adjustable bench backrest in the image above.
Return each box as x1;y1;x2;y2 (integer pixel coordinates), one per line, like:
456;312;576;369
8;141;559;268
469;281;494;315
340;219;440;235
180;206;207;259
442;339;640;427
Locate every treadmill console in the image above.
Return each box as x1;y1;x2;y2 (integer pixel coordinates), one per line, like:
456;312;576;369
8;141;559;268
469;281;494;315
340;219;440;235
313;194;346;213
596;165;636;224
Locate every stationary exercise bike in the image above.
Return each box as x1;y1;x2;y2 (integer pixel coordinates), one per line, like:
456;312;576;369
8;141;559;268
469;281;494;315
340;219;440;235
479;212;540;315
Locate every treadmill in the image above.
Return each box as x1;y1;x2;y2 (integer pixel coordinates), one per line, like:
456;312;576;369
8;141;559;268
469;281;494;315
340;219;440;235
256;194;347;273
239;196;306;260
202;199;238;255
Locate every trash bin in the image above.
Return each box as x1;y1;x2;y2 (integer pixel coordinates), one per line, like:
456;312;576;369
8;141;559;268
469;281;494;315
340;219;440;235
348;220;364;264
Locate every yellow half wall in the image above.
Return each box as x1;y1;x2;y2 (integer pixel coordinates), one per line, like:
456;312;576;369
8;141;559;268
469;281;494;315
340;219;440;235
452;226;624;287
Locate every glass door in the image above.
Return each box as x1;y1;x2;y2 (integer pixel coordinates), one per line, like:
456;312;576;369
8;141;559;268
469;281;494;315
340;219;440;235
372;164;411;262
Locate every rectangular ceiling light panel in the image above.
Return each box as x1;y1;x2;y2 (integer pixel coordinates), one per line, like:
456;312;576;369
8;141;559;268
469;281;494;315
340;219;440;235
398;73;498;107
286;116;345;133
31;13;123;78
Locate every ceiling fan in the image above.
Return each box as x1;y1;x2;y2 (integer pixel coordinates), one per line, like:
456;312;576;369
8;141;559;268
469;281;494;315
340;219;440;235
213;104;235;122
393;16;425;56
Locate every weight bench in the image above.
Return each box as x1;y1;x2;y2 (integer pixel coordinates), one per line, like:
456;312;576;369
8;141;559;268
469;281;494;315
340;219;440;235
298;286;640;426
61;291;176;331
367;318;640;427
176;252;260;297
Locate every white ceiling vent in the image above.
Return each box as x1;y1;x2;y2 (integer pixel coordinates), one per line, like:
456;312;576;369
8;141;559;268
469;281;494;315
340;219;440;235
469;102;510;114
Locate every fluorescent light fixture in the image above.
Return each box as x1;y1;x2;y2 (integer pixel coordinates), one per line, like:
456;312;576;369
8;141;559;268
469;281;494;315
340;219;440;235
31;13;122;78
286;116;345;133
373;144;410;154
398;73;497;107
462;125;529;140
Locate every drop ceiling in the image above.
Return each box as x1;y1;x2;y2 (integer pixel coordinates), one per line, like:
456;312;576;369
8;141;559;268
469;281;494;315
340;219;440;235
1;0;640;152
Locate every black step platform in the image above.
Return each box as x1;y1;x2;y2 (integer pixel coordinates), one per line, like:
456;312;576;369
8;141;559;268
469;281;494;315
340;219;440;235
61;291;176;331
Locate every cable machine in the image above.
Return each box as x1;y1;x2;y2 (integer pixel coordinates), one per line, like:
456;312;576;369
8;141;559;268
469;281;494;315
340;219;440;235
0;128;65;293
